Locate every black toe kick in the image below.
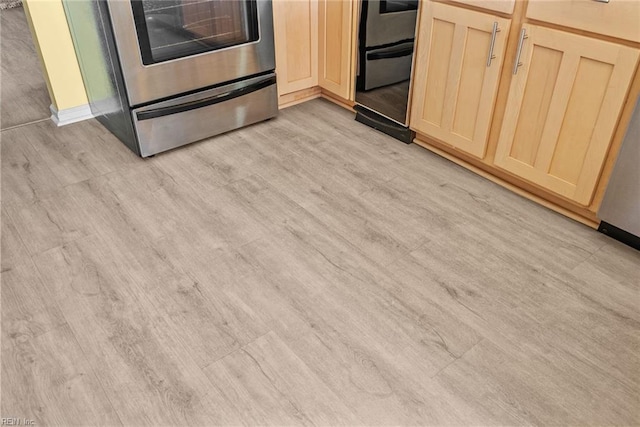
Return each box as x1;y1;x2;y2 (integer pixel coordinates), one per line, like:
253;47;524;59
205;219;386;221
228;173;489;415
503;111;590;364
354;105;414;144
598;221;640;251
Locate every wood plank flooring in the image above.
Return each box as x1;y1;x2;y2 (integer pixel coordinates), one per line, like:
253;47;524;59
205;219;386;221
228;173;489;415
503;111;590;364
1;7;51;130
1;99;639;425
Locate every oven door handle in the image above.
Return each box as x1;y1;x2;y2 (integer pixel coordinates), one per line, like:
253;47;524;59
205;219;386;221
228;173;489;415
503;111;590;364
366;46;414;61
136;76;277;121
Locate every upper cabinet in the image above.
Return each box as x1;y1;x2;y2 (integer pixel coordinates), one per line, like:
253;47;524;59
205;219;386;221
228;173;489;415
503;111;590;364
410;2;510;158
494;24;639;205
527;0;640;43
273;0;318;97
318;0;355;100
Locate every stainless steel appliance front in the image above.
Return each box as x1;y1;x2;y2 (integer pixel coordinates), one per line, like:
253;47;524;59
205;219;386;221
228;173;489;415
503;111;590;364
107;0;275;106
598;96;640;248
354;0;418;142
363;0;418;49
132;73;278;156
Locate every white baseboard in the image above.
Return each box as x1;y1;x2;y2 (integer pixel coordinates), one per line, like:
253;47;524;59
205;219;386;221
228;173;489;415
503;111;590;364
50;103;94;126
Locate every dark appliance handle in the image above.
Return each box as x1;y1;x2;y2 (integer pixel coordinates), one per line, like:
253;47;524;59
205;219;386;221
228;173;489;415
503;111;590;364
367;46;414;61
136;76;277;121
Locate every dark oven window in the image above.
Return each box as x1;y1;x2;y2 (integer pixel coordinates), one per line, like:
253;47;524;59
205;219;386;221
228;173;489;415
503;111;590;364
131;0;259;65
379;0;418;14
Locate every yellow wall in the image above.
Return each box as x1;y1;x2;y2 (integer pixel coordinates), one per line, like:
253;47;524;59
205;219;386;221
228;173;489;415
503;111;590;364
23;0;87;111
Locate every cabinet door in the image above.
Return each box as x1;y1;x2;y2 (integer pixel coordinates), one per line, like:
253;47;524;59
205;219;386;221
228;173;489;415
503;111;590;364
410;2;510;159
495;24;639;206
273;0;318;97
318;0;354;100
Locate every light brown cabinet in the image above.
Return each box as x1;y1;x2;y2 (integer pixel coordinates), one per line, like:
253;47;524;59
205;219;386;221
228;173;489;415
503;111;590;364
526;0;640;44
409;0;640;224
494;24;639;206
318;0;355;101
271;0;640;223
272;0;355;104
273;0;318;97
410;2;510;158
447;0;514;14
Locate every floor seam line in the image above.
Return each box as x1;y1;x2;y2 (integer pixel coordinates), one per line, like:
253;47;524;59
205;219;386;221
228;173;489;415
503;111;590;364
1;117;50;132
430;337;484;380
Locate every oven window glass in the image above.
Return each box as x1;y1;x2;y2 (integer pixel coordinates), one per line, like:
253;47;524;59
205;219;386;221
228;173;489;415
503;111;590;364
131;0;259;65
379;0;418;14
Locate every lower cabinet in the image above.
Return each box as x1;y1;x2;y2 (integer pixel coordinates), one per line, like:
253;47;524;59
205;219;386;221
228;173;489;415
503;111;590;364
494;24;639;206
273;0;353;102
410;2;510;159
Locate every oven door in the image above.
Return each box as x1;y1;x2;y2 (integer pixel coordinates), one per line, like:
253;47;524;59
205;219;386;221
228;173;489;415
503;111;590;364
107;0;275;106
362;0;417;48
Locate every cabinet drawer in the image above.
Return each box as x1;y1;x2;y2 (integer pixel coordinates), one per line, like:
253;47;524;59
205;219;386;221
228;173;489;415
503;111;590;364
527;0;640;43
447;0;515;14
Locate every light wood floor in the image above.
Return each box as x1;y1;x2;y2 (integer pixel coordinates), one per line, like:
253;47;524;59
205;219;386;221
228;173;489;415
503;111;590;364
1;7;51;130
2;98;639;425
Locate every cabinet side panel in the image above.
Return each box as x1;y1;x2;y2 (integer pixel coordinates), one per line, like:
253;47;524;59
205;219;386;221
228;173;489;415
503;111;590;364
285;1;314;82
318;0;351;100
549;58;613;184
509;45;562;166
423;19;455;126
324;0;344;84
274;0;318;97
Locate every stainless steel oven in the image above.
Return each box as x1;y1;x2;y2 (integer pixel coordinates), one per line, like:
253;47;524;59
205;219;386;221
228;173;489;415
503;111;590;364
108;0;275;106
64;0;278;157
357;0;418;92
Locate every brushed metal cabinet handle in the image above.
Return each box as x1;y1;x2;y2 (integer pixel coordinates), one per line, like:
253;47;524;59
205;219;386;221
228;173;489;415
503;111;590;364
513;28;528;75
487;22;500;67
593;0;610;3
